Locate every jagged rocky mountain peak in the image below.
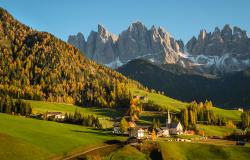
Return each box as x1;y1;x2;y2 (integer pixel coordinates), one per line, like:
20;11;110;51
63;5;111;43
233;26;247;38
97;24;106;32
223;24;232;32
67;32;86;54
214;26;220;32
187;25;250;55
176;39;184;52
151;25;157;30
97;24;108;37
129;21;147;30
97;24;118;41
68;32;86;44
221;24;233;40
158;26;170;36
198;29;207;40
185;25;250;74
68;23;250;74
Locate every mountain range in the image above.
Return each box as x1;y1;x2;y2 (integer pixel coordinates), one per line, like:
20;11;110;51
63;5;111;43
68;22;250;75
68;22;250;108
68;22;184;69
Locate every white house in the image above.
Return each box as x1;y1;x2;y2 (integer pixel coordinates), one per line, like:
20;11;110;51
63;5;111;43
160;127;170;137
128;125;149;140
113;122;121;134
47;112;65;119
137;128;145;139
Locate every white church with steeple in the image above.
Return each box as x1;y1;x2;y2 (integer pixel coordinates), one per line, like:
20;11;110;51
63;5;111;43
165;110;183;135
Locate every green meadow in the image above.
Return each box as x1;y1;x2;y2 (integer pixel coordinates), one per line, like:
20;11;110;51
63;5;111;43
28;100;123;118
212;107;242;121
26;87;241;126
131;87;241;121
130;87;187;110
27;100;125;128
197;124;238;137
0;89;243;160
104;145;148;160
159;141;250;160
0;113;125;160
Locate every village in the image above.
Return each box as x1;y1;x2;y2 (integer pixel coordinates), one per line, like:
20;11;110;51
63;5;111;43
42;95;248;145
42;96;196;144
112;109;195;144
40;108;196;143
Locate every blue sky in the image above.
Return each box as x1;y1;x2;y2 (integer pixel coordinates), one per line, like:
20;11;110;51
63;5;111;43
0;0;249;43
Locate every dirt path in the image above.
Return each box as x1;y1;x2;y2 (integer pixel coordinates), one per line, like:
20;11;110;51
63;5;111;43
63;144;117;160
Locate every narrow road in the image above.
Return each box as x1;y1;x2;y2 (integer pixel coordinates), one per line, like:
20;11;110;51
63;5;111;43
63;144;114;160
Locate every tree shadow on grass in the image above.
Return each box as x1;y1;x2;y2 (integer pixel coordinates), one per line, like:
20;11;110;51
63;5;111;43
81;107;127;118
104;139;125;145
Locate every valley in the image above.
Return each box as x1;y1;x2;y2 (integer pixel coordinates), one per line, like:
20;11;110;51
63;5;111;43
1;110;249;160
0;95;246;159
118;59;250;109
0;2;250;160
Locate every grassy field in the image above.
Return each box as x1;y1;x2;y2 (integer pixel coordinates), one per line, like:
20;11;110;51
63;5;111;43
212;107;242;121
137;111;166;125
138;110;240;126
104;145;148;160
159;141;250;160
0;89;242;159
27;100;125;128
0;113;125;160
197;124;237;137
131;87;241;121
0;133;50;160
130;87;187;110
28;100;123;118
27;87;241;126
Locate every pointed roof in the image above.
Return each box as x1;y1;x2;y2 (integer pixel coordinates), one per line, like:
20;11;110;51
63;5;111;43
171;122;182;128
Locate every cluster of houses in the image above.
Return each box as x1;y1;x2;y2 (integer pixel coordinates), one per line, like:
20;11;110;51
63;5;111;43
113;110;186;140
44;103;192;141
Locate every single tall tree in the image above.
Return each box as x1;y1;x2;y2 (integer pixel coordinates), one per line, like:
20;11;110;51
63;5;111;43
119;117;128;133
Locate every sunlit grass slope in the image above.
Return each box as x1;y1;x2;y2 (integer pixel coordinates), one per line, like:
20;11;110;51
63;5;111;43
160;141;250;160
0;113;124;160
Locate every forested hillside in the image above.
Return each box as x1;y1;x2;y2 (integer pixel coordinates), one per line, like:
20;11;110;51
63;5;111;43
0;8;141;108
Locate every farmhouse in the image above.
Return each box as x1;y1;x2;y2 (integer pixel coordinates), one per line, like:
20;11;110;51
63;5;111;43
113;122;121;134
113;118;136;134
46;112;65;119
128;127;146;139
155;128;163;137
160;127;170;137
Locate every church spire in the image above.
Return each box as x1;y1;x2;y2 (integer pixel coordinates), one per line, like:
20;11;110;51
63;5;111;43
166;110;171;128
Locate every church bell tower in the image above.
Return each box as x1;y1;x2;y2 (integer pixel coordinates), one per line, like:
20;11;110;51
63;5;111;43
166;110;171;128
